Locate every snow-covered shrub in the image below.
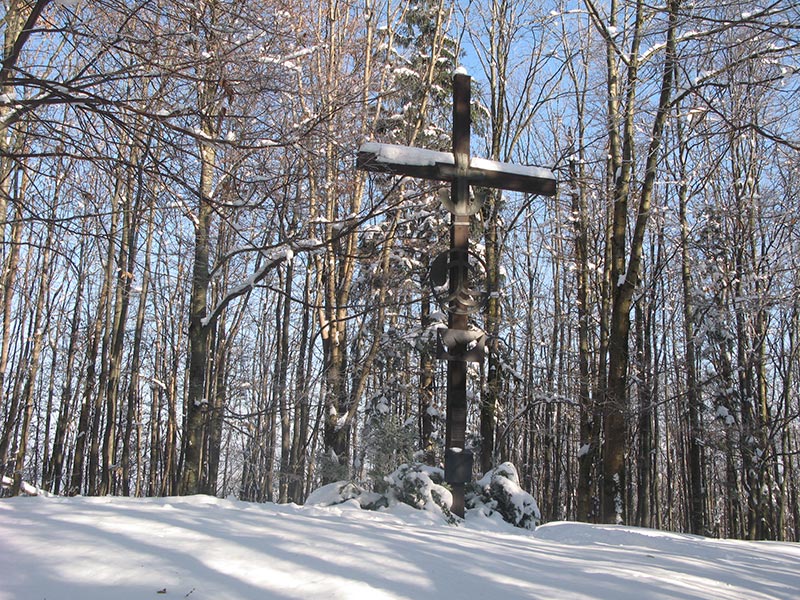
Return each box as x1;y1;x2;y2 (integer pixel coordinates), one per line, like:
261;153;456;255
384;463;456;523
316;449;350;484
364;396;417;493
305;481;365;507
305;480;389;510
467;462;541;530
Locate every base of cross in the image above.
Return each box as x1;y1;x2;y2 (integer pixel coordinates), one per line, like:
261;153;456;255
445;448;473;518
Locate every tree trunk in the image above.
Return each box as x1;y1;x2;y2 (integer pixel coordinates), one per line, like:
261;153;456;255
122;199;154;495
419;296;435;464
277;262;293;503
181;176;213;495
11;214;55;494
288;267;313;503
482;188;501;474
101;158;141;495
71;196;119;496
677;119;706;534
598;0;679;524
0;197;24;475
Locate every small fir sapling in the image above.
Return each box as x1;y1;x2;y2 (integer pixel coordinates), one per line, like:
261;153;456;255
466;462;541;529
305;461;541;530
383;463;455;523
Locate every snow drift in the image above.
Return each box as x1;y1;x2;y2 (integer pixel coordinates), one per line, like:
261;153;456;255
1;494;798;599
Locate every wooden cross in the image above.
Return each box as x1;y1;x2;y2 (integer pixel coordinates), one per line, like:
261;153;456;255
357;71;556;517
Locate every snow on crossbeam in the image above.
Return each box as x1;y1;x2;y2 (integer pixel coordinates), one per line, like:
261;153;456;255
357;142;556;196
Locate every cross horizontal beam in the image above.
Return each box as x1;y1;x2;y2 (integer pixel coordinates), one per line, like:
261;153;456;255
357;142;557;197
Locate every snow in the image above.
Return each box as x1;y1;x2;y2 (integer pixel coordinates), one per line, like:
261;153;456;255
2;494;799;599
471;463;540;529
258;47;317;73
391;67;420;79
715;405;735;426
360;142;452;168
305;481;363;506
359;143;555;183
292;238;322;250
470;157;555;182
0;476;50;497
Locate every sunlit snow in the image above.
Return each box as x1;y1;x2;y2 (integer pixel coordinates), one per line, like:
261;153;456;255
1;495;798;599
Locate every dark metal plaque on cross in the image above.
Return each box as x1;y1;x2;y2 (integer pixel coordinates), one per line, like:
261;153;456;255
356;70;556;518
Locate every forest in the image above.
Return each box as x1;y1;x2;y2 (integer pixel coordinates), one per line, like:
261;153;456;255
1;0;798;542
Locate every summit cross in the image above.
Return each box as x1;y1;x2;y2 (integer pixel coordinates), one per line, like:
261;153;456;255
357;70;556;517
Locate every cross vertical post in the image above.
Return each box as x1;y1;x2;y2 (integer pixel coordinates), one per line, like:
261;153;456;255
445;73;471;517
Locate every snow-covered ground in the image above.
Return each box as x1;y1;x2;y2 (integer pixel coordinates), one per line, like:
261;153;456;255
1;495;798;599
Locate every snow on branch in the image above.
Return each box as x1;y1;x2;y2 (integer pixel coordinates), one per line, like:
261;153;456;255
582;0;631;67
201;247;294;329
0;475;52;497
